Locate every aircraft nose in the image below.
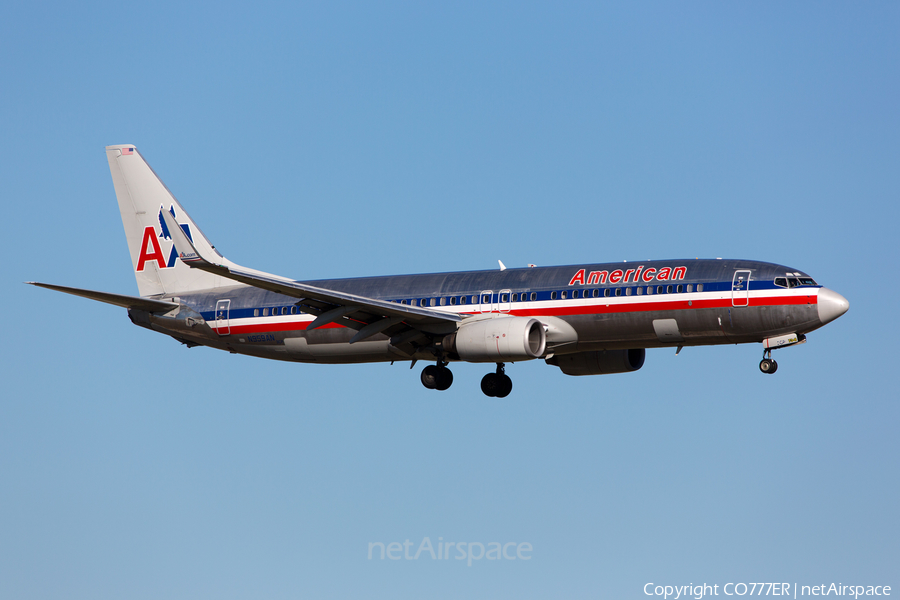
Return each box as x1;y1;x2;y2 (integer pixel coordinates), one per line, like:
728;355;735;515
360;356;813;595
817;288;849;325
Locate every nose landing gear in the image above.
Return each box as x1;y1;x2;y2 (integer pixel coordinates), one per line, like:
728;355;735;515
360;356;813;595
421;362;453;391
481;363;513;398
759;349;778;374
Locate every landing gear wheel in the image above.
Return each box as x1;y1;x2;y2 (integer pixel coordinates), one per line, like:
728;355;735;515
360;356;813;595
495;374;512;398
421;365;439;389
759;358;778;374
481;373;500;397
481;363;513;397
434;366;453;391
422;364;453;390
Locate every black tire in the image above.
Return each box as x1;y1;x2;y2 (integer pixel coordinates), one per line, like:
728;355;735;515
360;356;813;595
481;373;499;397
495;374;513;398
759;359;776;374
435;367;453;391
421;365;439;389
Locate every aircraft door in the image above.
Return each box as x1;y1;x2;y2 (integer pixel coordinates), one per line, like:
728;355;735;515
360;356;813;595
479;290;494;314
732;270;751;307
499;289;512;313
215;299;231;335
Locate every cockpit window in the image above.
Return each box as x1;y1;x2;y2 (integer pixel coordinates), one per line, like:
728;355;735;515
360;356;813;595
775;276;818;288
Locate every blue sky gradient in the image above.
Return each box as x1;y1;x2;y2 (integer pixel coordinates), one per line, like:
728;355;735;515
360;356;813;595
2;2;897;598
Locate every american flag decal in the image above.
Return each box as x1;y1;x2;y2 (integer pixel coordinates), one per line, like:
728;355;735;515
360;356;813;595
122;147;134;155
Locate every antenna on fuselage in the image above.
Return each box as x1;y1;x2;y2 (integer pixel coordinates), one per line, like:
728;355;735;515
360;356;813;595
498;260;507;271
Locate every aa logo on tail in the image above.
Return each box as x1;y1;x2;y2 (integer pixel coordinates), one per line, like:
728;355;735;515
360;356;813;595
136;205;194;271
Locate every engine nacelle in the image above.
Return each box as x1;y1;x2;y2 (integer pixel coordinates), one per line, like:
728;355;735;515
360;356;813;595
444;317;547;363
546;349;645;376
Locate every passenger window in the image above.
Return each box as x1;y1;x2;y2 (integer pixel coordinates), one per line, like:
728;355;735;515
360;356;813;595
460;296;467;305
561;291;567;299
262;308;268;316
501;293;508;302
530;292;537;301
472;295;478;304
646;286;653;295
449;296;456;306
667;285;673;294
439;297;445;306
636;287;643;296
254;309;260;317
551;291;557;300
625;287;632;296
604;289;610;298
615;288;622;297
592;289;599;298
697;283;703;292
686;284;693;293
429;298;436;307
657;286;664;294
677;284;683;293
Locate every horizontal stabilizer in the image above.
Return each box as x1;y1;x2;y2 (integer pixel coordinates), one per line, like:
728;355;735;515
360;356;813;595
26;282;178;312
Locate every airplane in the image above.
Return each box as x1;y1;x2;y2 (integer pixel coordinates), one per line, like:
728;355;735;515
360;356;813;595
29;145;850;397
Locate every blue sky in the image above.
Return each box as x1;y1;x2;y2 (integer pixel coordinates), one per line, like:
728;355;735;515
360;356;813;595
2;2;897;598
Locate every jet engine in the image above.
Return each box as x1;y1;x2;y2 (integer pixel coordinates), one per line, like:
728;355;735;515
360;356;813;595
546;349;645;376
443;317;546;363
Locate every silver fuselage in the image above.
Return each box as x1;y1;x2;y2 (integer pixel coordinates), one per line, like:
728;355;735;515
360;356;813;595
131;258;846;364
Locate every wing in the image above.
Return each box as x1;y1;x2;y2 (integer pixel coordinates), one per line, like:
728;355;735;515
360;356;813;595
160;210;460;348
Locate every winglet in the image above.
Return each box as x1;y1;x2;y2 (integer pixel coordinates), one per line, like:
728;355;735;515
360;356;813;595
160;209;207;266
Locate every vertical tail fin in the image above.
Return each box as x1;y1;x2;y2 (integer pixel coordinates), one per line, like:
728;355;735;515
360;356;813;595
106;144;229;297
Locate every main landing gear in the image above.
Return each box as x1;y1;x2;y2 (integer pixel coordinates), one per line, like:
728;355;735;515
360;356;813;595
419;361;514;396
421;362;453;391
481;363;513;398
759;349;778;374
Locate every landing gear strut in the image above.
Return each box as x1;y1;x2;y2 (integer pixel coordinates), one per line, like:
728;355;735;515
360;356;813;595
481;363;513;398
759;349;778;374
421;362;453;391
